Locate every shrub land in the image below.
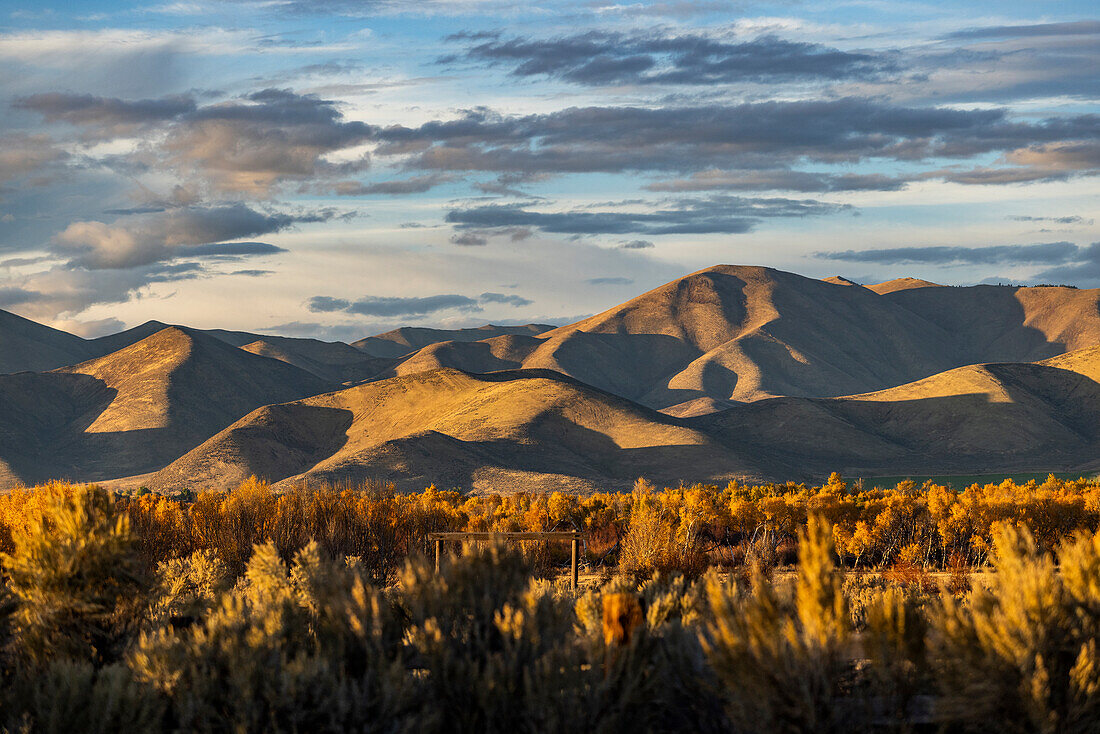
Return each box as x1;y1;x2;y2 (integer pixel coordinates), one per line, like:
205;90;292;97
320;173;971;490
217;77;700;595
0;475;1098;731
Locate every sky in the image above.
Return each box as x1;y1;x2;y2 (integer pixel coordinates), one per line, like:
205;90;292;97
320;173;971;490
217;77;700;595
0;0;1097;340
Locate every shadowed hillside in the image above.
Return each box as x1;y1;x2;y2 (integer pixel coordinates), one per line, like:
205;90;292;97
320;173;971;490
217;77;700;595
0;327;332;486
382;266;1100;414
8;265;1100;491
877;283;1100;363
352;324;554;358
697;349;1100;477
240;336;395;383
146;344;1100;493
0;309;93;373
147;367;760;493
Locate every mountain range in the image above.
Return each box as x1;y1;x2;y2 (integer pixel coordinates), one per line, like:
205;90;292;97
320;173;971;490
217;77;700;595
3;264;1099;493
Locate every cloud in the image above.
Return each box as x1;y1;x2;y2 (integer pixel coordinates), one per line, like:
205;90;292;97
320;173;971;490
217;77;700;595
257;320;382;343
1032;243;1100;285
586;276;633;285
0;134;67;183
450;231;488;246
217;0;507;16
0;286;43;308
166;89;373;195
478;291;532;306
447;196;851;236
15;92;196;138
946;20;1100;40
52;204;308;269
0;261;206;320
19;89;375;196
931;166;1072;185
1008;215;1093;225
49;317;126;338
307;290;532;317
309;293;481;317
377;100;1099;182
619;239;654;249
332;173;455;195
0;256;52;268
229;268;274;277
815;241;1080;265
446;31;895;86
647;169;909;193
175;241;288;257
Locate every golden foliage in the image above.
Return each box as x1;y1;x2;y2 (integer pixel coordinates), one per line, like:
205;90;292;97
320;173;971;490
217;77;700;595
1;475;1100;731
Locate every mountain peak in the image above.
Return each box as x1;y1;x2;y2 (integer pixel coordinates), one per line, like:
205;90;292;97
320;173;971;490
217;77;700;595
823;275;862;287
866;277;942;294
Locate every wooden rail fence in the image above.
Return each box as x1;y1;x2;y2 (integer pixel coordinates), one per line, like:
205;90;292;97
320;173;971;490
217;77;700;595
427;531;583;590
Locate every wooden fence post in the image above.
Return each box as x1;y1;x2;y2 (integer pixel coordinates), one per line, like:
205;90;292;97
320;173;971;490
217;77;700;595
571;534;579;591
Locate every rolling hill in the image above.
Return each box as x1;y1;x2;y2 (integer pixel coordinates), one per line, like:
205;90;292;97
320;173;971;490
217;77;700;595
352;324;555;358
240;336;394;383
698;346;1100;478
137;342;1100;493
379;266;1100;414
7;263;1100;492
0;308;94;373
0;327;332;486
146;368;760;493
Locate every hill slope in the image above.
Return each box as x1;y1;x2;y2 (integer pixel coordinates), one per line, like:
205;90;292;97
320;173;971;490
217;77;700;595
353;324;554;358
148;368;760;493
0;327;332;486
384;266;1100;414
0;308;93;373
146;344;1100;493
696;346;1100;477
240;337;394;383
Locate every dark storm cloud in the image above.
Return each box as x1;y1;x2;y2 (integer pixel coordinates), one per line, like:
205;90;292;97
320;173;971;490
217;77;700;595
445;31;895;85
447;196;851;236
619;240;654;249
816;241;1080;265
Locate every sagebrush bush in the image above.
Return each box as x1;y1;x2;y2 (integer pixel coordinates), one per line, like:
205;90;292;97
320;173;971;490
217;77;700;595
932;524;1100;733
1;481;1100;732
1;484;144;666
700;516;855;733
